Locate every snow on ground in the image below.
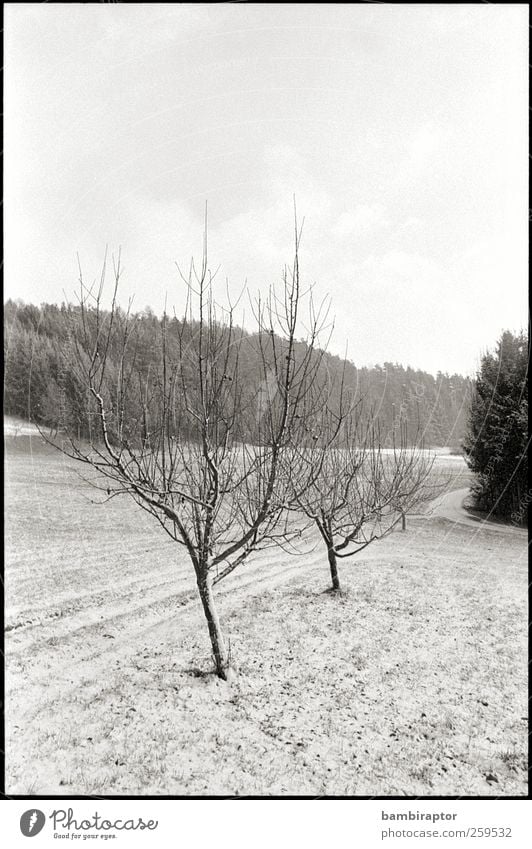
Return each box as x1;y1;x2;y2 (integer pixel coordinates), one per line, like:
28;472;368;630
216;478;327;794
4;416;44;436
4;430;527;796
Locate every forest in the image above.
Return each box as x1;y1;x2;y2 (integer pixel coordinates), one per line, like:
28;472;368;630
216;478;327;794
3;298;471;450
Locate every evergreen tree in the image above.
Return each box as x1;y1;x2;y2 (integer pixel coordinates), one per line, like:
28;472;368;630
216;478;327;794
463;330;528;522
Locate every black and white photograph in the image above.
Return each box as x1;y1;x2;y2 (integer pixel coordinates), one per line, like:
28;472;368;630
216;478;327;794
3;2;528;807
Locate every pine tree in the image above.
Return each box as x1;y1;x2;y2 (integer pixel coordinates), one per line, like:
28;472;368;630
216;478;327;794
463;330;528;522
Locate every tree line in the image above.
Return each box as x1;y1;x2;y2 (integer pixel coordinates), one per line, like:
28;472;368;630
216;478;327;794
4;301;471;449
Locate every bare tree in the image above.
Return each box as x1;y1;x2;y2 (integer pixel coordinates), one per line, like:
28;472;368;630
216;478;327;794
387;440;450;532
46;218;333;679
291;411;439;592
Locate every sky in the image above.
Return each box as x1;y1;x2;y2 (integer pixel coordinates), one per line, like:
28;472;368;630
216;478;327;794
4;3;528;377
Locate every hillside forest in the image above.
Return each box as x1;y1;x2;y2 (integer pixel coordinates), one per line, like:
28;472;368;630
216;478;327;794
3;299;471;449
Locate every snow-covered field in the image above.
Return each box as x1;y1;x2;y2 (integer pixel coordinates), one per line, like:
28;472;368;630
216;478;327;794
4;426;527;796
4;416;45;436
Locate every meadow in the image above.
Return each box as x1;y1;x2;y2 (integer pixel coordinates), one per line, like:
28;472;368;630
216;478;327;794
4;424;527;796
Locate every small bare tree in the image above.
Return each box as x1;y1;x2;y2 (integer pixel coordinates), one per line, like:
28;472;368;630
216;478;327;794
387;442;450;531
291;411;439;591
46;218;333;679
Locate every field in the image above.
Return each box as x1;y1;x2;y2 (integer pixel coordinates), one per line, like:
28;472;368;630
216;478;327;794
4;424;528;796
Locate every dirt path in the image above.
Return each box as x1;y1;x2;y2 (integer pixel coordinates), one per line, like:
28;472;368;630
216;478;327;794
426;487;528;536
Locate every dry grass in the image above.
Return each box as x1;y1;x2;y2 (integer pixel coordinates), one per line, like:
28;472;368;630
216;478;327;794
4;432;527;796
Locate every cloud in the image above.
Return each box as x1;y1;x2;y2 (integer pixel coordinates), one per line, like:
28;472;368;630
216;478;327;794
263;145;333;216
394;123;444;185
95;6;213;65
402;216;424;231
4;5;526;377
332;205;389;239
360;250;444;290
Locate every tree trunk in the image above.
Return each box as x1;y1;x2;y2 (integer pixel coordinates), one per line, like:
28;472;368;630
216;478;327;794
401;511;407;531
328;546;340;591
196;571;229;680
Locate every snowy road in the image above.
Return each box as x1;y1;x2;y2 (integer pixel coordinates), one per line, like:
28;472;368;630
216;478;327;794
427;487;527;535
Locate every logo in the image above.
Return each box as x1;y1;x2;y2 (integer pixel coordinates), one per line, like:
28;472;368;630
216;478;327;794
20;810;46;837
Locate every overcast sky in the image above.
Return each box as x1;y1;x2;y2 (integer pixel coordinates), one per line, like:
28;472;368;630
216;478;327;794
5;4;528;376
